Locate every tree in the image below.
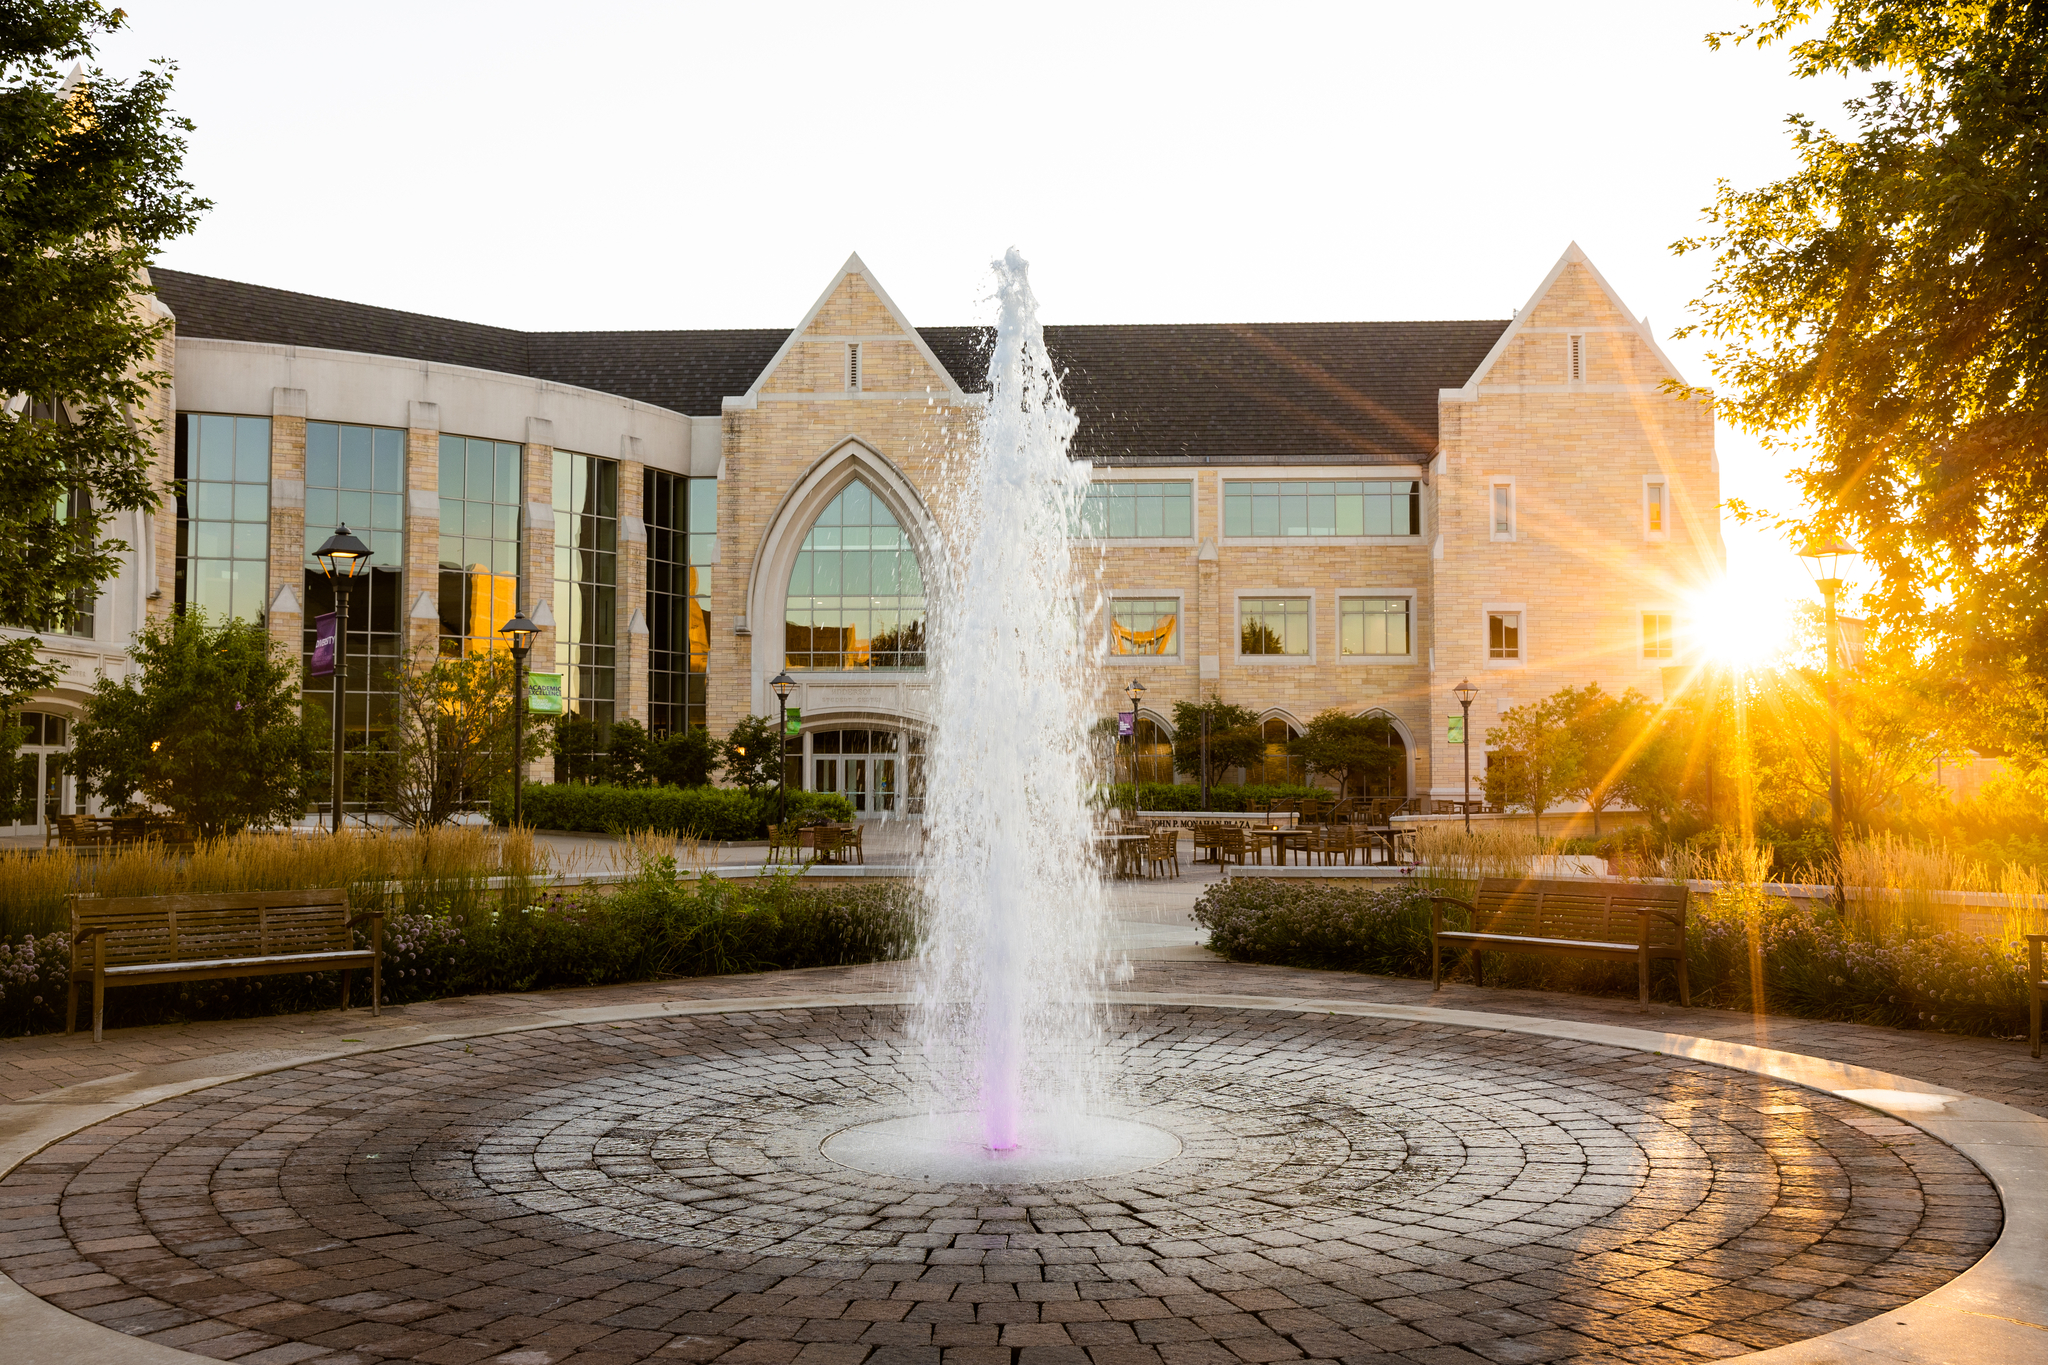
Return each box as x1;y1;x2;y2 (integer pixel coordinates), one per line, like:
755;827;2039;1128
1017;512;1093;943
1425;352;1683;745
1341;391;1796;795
720;714;783;793
1483;694;1585;836
1290;709;1402;800
648;726;716;788
1679;1;2048;761
66;612;314;836
552;713;606;784
0;4;209;704
1168;697;1262;789
1553;683;1653;837
604;718;652;786
363;651;553;827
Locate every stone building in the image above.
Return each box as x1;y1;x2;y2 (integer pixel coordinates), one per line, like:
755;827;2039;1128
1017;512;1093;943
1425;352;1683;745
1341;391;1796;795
1;243;1721;832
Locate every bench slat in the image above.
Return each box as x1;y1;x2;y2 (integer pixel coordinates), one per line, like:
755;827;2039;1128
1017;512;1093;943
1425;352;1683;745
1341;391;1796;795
1438;931;1678;955
104;949;372;977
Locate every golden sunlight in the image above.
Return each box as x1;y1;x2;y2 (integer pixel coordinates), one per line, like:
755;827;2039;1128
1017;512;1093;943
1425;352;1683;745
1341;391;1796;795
1687;573;1794;671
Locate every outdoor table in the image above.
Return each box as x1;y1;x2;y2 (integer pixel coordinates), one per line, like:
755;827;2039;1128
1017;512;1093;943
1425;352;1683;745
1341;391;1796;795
799;823;857;863
1095;833;1148;879
1245;826;1301;866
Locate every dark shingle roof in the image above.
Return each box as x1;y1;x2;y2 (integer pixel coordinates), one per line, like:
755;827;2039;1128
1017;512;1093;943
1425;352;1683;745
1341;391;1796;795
151;268;1507;463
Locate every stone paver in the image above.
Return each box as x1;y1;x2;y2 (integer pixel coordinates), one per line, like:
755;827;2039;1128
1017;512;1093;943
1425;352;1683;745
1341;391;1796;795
0;1006;2001;1365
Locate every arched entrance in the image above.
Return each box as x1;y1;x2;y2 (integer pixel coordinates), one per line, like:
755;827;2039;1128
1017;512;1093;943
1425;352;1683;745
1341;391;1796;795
1355;708;1410;799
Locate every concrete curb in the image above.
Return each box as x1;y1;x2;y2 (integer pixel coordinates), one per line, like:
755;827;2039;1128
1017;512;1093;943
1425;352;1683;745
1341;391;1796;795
2;990;2040;1365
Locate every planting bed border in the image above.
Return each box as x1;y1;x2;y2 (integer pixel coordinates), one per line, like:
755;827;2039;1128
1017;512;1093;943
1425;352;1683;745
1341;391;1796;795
0;989;2040;1365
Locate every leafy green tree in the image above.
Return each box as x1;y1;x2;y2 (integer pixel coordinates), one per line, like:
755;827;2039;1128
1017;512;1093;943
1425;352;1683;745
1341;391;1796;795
720;714;784;794
552;714;606;784
66;612;314;835
1551;683;1653;836
1169;697;1262;789
1483;694;1586;836
604;718;652;787
362;651;553;827
1680;1;2048;761
0;3;209;704
649;726;716;788
1290;709;1401;800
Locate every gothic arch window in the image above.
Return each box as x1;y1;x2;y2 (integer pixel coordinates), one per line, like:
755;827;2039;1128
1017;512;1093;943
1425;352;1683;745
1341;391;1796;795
784;478;927;671
1356;708;1409;798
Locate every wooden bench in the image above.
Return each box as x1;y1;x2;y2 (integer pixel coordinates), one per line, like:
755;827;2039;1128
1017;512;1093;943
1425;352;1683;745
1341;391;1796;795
67;889;383;1043
1429;876;1689;1010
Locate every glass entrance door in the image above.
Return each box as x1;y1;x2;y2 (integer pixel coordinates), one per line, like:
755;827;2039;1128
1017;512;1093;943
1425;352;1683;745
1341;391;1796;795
806;728;905;815
7;711;69;836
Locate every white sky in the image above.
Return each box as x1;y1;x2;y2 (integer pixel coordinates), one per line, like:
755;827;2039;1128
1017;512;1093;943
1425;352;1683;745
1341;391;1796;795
102;0;1868;654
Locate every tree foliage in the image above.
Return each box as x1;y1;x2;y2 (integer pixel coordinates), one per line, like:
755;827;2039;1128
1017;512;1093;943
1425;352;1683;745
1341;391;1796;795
1483;694;1585;834
720;714;784;794
1168;697;1263;788
0;2;208;702
1291;709;1402;799
1680;0;2048;758
66;611;314;835
362;652;554;827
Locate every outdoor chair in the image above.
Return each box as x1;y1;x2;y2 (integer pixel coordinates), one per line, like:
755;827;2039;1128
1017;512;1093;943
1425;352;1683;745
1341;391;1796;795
1191;826;1223;863
811;827;848;864
843;824;865;865
1145;826;1180;880
1215;826;1250;868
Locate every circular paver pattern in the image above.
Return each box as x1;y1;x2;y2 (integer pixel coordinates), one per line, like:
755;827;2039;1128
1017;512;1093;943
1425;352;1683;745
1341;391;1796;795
0;1005;2001;1365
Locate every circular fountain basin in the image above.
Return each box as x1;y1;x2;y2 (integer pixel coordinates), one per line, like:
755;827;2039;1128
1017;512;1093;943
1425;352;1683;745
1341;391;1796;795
821;1110;1180;1182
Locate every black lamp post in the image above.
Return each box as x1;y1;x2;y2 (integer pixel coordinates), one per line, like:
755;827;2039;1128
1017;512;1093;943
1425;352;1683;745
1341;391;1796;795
1800;536;1857;908
314;525;372;833
1124;678;1146;815
770;669;795;828
499;608;538;828
1199;697;1211;812
1453;679;1478;835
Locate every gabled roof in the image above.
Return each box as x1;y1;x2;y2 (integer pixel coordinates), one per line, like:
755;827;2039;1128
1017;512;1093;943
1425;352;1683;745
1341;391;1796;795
739;253;968;405
1444;241;1685;398
151;267;1508;464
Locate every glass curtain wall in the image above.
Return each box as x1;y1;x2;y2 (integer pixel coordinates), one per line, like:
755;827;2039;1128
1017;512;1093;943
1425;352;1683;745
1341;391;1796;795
176;414;271;623
785;479;925;670
302;422;405;752
551;452;617;724
647;471;713;733
437;436;522;656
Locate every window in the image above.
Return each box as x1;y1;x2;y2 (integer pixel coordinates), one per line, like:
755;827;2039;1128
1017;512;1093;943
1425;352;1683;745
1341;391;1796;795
5;711;70;833
437;435;522;658
648;471;714;733
1076;480;1192;539
1223;480;1420;537
176;414;271;623
847;343;862;392
1240;597;1310;657
54;487;94;637
1131;716;1173;785
552;451;617;724
1249;717;1304;785
1643;612;1674;660
1339;596;1410;657
1110;598;1179;656
807;727;903;813
785;478;926;670
1568;334;1585;382
1645;479;1666;535
1489;612;1521;661
1491;482;1514;540
302;421;406;754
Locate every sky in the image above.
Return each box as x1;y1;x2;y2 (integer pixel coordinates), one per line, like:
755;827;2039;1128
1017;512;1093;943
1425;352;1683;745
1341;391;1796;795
98;0;1870;660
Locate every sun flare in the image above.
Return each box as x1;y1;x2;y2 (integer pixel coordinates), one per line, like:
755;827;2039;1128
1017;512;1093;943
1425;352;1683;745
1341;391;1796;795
1687;576;1793;671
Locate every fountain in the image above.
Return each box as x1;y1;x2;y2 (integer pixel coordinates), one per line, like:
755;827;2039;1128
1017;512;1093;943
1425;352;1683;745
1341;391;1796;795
823;248;1136;1177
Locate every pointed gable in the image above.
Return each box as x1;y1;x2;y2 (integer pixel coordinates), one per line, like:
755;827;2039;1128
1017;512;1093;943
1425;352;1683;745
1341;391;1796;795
1442;243;1686;399
740;253;967;404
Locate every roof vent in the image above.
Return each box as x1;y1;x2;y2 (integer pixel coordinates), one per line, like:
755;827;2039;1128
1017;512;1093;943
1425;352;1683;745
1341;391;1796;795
847;343;862;392
1568;334;1585;384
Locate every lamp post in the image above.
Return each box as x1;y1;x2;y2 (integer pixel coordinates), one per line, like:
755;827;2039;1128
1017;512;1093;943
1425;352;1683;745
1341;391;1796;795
1800;536;1857;909
1199;698;1211;812
770;670;795;829
1124;678;1146;816
314;525;372;834
498;609;538;829
1453;679;1478;836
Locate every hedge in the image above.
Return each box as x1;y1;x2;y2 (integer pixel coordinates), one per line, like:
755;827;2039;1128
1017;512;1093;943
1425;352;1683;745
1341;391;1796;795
1101;782;1333;812
1192;877;2037;1039
510;783;855;838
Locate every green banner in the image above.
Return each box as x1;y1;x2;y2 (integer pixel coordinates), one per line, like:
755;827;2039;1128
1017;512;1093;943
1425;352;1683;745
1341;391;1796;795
1447;714;1465;744
784;706;802;737
528;672;564;714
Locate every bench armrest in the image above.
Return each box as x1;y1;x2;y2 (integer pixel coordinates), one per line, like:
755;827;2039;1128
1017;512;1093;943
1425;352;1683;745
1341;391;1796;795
73;926;108;940
345;910;384;929
1426;894;1474;935
1632;907;1686;927
2027;933;2048;944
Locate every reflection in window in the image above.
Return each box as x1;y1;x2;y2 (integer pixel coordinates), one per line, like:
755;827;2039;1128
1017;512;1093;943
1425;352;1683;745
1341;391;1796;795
648;471;713;733
1249;717;1304;786
302;422;406;752
437;435;522;658
1489;611;1521;660
785;479;925;670
1076;481;1192;538
1340;597;1409;657
1110;598;1179;656
1240;597;1310;656
1643;612;1673;660
1132;716;1173;785
1223;481;1420;537
176;414;271;623
552;451;616;723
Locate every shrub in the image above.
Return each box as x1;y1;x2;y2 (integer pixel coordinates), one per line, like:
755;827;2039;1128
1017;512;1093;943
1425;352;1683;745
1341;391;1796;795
511;782;853;838
1101;782;1331;812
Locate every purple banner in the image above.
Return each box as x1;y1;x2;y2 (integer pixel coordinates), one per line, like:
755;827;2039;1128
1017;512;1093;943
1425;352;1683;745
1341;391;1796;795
310;612;336;678
1117;711;1134;737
